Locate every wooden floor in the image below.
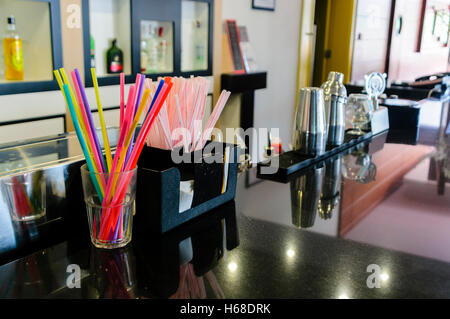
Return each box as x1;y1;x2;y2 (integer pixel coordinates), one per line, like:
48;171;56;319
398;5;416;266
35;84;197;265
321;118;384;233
340;143;434;236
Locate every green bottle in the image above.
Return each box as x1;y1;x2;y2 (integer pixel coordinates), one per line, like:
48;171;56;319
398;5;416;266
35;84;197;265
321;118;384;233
106;39;123;74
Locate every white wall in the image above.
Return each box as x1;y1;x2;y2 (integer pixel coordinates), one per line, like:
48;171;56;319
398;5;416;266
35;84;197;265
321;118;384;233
221;0;302;150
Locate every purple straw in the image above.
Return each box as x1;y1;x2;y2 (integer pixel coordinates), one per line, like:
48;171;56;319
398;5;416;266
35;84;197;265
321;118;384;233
112;207;122;241
74;68;106;173
134;74;146;114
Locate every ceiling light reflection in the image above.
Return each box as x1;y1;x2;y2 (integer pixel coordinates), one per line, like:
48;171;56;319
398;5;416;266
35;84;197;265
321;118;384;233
380;272;389;282
287;249;295;258
228;262;237;273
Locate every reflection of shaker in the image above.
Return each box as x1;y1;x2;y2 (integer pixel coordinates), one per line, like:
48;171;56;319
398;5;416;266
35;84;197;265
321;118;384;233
321;72;347;146
319;156;342;220
292;88;327;156
290;166;324;228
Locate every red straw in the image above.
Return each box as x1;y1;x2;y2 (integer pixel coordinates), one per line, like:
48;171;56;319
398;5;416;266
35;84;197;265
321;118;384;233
12;177;29;217
120;73;125;130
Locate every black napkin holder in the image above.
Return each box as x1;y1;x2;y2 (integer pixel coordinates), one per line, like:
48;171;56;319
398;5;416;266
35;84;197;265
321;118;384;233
135;141;239;234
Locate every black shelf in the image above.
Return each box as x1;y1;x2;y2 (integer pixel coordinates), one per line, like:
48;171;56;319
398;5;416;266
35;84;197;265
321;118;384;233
257;131;376;184
221;71;267;93
346;84;438;101
221;71;268;163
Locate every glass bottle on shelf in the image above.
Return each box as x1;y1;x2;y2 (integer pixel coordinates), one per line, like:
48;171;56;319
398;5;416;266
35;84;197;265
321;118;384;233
106;39;123;74
3;16;24;81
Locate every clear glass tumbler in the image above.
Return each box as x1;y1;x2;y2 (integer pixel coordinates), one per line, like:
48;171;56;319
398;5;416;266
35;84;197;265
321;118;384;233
346;94;373;135
80;164;137;249
2;170;46;222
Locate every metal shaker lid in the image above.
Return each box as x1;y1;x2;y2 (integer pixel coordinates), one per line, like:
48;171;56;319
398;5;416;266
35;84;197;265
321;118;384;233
321;72;347;98
327;71;344;83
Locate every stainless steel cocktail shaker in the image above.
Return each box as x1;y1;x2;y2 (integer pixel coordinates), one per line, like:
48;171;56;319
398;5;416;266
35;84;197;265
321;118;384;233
292;87;327;156
321;72;347;146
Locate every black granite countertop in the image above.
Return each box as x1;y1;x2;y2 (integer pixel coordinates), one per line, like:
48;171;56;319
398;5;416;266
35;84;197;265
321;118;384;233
2;199;450;299
0;98;449;299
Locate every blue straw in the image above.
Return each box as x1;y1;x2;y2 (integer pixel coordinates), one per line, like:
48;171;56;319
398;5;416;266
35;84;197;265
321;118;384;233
63;84;104;202
144;79;165;120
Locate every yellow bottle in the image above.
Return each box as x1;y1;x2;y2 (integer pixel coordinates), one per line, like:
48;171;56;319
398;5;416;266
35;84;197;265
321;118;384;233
3;16;24;81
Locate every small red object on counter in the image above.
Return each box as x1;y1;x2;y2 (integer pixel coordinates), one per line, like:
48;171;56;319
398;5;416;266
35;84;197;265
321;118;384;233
271;137;282;155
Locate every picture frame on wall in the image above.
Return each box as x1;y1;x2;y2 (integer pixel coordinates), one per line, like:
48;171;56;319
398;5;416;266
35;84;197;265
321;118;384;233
252;0;275;11
416;0;449;52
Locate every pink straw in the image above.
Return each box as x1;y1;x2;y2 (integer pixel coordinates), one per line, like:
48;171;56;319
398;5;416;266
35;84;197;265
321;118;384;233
197;90;230;150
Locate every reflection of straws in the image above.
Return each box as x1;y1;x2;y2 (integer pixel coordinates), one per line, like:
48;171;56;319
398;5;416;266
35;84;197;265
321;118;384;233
11;176;36;217
205;271;225;299
100;251;133;299
170;264;225;299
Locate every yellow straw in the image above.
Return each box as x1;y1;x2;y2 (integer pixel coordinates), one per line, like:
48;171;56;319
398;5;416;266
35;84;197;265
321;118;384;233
91;68;113;173
54;70;64;91
107;89;150;201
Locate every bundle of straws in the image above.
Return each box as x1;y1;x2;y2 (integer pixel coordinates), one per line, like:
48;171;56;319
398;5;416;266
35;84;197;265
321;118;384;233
54;68;173;241
145;76;231;151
